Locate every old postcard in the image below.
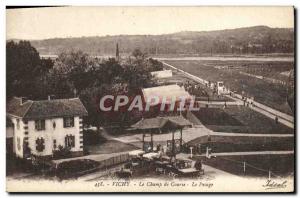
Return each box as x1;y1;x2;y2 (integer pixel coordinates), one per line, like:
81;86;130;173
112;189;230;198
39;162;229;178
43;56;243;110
6;6;295;192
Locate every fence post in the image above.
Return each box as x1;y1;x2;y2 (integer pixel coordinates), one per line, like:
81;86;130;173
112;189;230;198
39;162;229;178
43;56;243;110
269;170;271;180
190;147;193;158
243;161;246;174
206;147;209;158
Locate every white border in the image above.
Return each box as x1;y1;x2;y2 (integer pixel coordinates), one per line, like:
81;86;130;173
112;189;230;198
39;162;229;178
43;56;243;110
1;1;298;197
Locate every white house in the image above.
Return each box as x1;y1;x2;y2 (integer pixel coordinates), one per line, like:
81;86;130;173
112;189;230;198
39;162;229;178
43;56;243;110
142;84;191;106
6;117;14;154
7;97;88;159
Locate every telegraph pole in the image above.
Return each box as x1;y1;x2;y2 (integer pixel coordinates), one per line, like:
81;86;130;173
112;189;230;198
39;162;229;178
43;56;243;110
116;43;120;62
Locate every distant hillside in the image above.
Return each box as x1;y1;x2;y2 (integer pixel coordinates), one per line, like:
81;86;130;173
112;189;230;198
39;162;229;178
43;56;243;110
25;26;294;55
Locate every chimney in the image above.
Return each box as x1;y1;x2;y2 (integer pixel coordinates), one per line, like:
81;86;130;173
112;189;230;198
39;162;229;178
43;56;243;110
20;97;28;105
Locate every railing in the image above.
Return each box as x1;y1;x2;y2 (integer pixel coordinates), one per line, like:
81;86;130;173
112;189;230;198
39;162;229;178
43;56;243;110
211;156;292;179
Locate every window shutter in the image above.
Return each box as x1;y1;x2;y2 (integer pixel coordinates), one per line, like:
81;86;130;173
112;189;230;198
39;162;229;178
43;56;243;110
36;138;45;152
35;120;45;131
71;118;74;127
42;120;45;130
35;138;38;151
65;136;67;147
63;117;74;128
72;136;75;147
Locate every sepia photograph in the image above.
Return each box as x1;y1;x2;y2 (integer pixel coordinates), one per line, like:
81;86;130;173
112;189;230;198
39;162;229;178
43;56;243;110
5;6;295;192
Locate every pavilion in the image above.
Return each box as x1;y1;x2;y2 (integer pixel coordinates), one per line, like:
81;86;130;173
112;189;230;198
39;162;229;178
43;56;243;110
131;116;192;155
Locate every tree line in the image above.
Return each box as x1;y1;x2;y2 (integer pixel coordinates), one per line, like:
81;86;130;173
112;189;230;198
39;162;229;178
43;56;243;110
7;41;164;127
30;26;294;55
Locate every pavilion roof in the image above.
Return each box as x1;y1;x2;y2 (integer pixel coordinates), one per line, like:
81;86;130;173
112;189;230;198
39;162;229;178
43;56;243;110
131;116;192;130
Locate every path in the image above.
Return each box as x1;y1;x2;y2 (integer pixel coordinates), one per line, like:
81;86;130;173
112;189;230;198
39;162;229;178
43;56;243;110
161;61;294;128
77;159;238;181
196;150;294;157
52;151;129;165
77;164;123;181
105;127;293;145
196;100;242;106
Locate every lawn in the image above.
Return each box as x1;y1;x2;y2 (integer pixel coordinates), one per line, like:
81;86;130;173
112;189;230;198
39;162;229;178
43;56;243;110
187;135;294;153
83;129;138;154
6;155;35;177
193;106;293;134
199;154;294;177
165;60;294;115
193;108;243;126
86;140;138;155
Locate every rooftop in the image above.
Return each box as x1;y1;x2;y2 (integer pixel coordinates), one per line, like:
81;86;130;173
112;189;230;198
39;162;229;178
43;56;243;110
142;84;191;104
7;97;88;119
131;116;192;130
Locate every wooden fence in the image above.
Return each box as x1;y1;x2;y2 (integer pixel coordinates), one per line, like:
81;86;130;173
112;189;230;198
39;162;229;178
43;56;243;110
97;153;130;169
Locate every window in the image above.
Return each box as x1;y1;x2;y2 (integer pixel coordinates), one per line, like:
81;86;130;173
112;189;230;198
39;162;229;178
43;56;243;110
63;117;74;128
36;138;45;152
65;135;75;148
35;120;45;131
53;139;57;149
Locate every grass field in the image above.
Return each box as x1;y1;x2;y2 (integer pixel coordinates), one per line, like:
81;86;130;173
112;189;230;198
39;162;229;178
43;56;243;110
86;140;138;155
200;154;294;177
193;108;243;126
164;60;294;115
193;107;293;134
187;135;294;153
84;129;138;154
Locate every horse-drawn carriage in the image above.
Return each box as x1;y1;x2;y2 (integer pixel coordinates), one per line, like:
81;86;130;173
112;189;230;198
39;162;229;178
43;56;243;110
154;154;204;178
116;148;204;179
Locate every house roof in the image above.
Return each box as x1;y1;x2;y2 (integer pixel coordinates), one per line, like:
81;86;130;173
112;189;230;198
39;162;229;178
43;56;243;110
131;117;168;130
131;116;192;130
7;97;88;119
142;84;191;104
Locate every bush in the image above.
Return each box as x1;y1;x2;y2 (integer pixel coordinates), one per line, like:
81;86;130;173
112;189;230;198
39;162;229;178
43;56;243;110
53;145;71;159
56;159;99;179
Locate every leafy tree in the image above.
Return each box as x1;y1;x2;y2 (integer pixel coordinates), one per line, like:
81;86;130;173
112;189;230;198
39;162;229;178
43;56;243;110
147;58;164;72
53;50;94;94
132;48;146;59
93;58;123;86
6;40;53;99
7;45;160;126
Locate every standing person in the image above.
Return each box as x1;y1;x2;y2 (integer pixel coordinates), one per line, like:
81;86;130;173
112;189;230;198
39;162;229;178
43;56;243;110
195;160;202;171
275;116;279;124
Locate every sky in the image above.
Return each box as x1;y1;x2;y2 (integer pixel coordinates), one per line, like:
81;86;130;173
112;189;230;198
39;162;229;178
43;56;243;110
6;6;294;40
